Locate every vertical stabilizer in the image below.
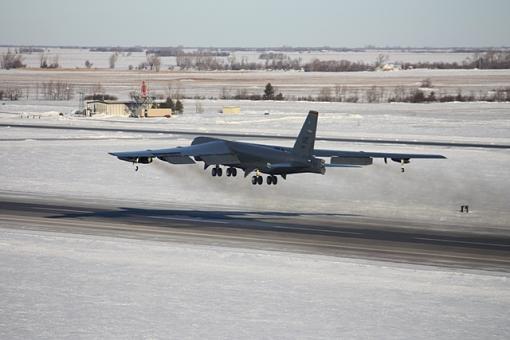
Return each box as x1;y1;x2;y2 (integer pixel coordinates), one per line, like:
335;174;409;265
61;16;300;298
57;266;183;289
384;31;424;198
292;110;318;157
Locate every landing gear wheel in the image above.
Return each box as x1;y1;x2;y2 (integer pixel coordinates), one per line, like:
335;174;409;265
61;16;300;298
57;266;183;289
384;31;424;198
267;176;273;185
226;168;232;177
232;168;237;177
272;176;278;185
217;167;223;177
251;176;258;185
257;176;263;185
212;168;217;176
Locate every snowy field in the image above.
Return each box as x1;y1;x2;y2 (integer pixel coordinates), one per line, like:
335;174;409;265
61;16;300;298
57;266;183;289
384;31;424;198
1;100;509;228
1;227;509;340
2;68;510;101
2;100;510;144
1;95;509;338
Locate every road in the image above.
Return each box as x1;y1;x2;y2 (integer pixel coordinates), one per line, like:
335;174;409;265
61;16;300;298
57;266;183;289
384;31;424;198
1;196;509;272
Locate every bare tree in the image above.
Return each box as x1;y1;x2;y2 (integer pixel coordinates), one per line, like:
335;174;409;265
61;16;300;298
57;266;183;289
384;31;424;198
39;53;48;68
0;49;25;69
91;83;104;95
40;81;74;100
0;85;23;100
390;86;407;102
146;54;161;71
318;87;333;102
374;54;389;68
48;55;59;68
220;87;231;99
109;53;119;69
366;86;380;103
195;101;204;113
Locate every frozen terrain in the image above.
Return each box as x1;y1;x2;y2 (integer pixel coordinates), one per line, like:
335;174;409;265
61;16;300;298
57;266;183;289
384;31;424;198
1;227;509;340
1;102;510;227
2;68;509;100
1;97;509;339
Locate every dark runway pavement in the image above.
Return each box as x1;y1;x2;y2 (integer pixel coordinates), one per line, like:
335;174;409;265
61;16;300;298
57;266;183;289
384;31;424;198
1;197;509;272
2;122;509;149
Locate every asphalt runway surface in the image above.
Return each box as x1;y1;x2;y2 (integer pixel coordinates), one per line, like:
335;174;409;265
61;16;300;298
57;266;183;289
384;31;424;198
2;122;509;149
1;196;509;272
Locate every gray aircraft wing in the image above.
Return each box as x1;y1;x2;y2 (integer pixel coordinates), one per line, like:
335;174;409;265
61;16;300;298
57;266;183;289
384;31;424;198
313;149;446;159
110;140;241;165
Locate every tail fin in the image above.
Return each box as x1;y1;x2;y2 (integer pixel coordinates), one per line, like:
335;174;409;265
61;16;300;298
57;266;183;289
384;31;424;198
292;110;318;157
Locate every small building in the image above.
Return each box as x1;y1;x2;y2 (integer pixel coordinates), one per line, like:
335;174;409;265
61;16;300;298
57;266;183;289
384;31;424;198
85;100;133;117
85;99;172;118
223;106;241;114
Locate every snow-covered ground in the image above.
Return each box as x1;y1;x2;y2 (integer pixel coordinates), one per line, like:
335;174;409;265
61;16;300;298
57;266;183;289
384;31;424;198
2;101;510;144
1;101;509;227
1;99;509;338
1;227;509;340
2;67;509;101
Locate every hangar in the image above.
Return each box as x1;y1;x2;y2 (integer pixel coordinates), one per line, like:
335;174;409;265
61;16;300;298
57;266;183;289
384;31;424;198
85;100;172;118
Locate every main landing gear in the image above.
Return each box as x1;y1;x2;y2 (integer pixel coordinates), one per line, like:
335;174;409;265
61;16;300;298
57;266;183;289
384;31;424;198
211;166;222;177
251;174;278;185
226;167;237;177
212;166;237;177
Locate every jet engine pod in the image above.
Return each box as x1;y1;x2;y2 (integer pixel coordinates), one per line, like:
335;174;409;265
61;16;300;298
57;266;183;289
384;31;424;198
135;157;153;164
331;157;373;166
391;158;410;164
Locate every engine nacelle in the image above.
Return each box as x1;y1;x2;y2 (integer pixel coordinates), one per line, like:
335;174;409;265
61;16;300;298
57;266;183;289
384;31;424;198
391;158;410;164
118;156;153;164
136;157;153;164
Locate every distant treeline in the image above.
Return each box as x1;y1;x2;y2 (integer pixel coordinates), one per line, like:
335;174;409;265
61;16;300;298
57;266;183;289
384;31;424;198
89;47;144;53
170;51;510;71
146;47;230;57
1;47;510;72
182;80;510;104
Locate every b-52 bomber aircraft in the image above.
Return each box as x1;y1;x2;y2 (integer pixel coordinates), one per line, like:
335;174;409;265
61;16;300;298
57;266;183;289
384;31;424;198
110;111;446;185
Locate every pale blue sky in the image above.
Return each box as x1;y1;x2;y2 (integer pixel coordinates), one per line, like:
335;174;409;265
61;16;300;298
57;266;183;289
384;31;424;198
1;0;509;47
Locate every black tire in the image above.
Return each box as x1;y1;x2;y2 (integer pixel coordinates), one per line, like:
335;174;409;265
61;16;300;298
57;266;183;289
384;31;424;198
232;168;237;177
273;176;278;185
217;168;223;177
251;176;257;185
266;176;272;185
212;168;217;176
226;168;231;177
257;176;263;185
